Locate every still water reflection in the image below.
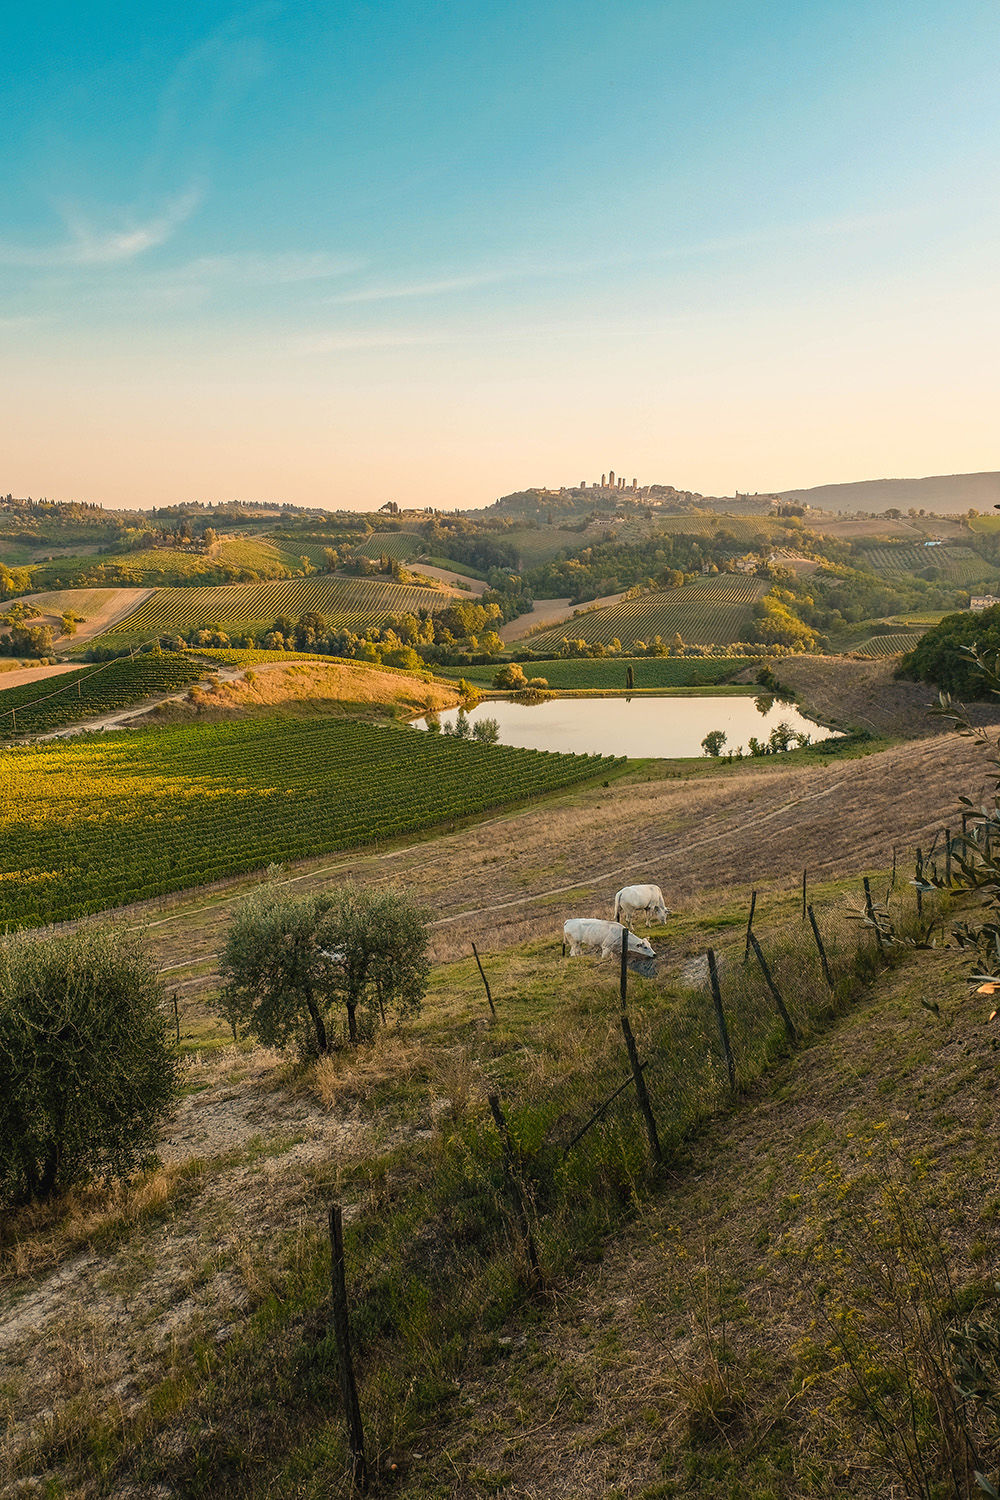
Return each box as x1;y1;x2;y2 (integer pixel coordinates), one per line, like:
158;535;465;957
417;694;839;759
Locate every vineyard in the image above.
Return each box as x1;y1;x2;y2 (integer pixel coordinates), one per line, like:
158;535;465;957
353;532;425;561
850;631;927;658
0;652;205;739
84;575;449;651
526;576;768;651
648;515;783;542
435;656;756;689
860;544;988;582
1;719;619;927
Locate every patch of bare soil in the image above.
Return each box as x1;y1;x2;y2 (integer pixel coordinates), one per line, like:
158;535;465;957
0;662;81;692
0;1045;370;1483
748;654;1000;738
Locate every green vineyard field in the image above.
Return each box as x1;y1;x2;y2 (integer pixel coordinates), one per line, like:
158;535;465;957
1;718;619;927
435;656;756;688
353;532;425;561
851;632;927;658
0;652;205;740
526;576;768;651
85;575;449;651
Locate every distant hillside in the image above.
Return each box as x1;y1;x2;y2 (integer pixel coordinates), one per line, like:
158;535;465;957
779;471;1000;514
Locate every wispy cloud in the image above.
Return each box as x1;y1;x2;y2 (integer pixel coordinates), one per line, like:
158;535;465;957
170;251;365;287
326;270;519;305
0;185;204;268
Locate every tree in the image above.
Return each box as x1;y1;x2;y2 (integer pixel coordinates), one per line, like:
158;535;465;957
0;926;177;1206
472;716;500;744
218;885;429;1051
493;661;527;689
701;729;727;757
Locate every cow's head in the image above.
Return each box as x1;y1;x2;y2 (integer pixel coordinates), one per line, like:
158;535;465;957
629;934;656;959
653;905;670;925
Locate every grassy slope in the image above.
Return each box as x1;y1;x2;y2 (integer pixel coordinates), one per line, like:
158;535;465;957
5;874;997;1499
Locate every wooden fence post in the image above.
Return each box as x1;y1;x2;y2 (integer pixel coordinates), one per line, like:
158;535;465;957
801;868;807;920
743;890;757;964
944;828;952;888
488;1094;540;1283
471;943;496;1017
916;848;923;917
328;1205;368;1493
619;1011;662;1165
707;948;736;1093
620;924;629;1009
747;932;796;1041
807;905;835;991
863;876;885;955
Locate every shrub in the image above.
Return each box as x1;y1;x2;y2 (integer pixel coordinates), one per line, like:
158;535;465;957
0;926;177;1206
493;662;527;689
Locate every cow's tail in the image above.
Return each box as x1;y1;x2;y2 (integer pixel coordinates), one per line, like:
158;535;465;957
613;894;622;924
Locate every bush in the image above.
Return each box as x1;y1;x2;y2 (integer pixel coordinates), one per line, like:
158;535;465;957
0;926;177;1205
493;662;527;689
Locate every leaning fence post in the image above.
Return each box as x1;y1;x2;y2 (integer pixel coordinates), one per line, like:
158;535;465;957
620;924;629;1009
706;948;736;1093
328;1205;368;1493
807;905;835;991
619;1011;662;1165
915;848;924;918
863;876;885;955
743;890;757;964
488;1094;540;1283
747;932;796;1041
471;943;496;1017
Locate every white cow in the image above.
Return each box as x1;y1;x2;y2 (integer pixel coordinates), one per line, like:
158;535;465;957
563;918;655;960
612;884;669;929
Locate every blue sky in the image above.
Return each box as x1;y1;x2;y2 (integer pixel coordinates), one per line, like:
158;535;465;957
2;1;998;509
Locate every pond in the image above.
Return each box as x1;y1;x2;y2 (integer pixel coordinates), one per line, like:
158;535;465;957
415;693;840;760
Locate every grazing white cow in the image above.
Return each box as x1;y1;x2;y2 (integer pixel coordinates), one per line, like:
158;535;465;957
612;884;669;929
563;918;655;960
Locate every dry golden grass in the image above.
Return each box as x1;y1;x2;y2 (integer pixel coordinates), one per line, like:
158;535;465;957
143;660;459;725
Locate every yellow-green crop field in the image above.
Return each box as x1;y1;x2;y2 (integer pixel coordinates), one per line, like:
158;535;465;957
1;718;619;927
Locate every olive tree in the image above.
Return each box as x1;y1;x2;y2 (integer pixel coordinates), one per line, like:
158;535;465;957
218;884;429;1053
0;926;177;1206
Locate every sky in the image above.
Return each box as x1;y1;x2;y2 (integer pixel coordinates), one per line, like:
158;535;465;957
1;1;998;512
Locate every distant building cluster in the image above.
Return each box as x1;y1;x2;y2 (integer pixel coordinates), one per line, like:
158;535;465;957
970;595;1000;612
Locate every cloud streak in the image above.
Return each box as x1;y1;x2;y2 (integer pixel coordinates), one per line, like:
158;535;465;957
0;186;204;268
